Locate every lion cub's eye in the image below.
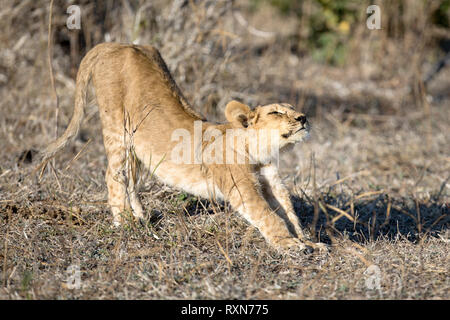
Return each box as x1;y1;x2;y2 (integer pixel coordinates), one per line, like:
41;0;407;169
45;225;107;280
268;111;283;116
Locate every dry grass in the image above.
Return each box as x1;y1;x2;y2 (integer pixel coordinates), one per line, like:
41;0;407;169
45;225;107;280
0;0;448;299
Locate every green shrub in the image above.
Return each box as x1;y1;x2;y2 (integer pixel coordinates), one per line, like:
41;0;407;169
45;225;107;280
252;0;450;65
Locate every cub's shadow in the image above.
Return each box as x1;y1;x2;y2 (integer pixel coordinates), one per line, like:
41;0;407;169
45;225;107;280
159;190;448;244
292;194;449;244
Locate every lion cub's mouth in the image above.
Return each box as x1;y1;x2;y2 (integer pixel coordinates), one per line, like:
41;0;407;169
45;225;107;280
294;127;306;134
282;127;306;139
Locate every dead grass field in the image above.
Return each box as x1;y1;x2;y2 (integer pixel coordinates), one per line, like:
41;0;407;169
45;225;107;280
0;0;448;299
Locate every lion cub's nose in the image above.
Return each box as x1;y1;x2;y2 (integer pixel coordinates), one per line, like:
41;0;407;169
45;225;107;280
296;115;307;125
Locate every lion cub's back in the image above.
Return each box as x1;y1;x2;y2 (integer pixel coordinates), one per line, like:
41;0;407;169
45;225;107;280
90;43;166;85
91;43;188;108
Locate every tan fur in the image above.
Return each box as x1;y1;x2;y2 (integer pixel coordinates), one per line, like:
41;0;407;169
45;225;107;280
41;43;323;251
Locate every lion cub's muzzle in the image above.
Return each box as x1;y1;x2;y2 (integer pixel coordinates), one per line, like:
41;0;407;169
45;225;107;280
295;115;307;125
283;113;309;139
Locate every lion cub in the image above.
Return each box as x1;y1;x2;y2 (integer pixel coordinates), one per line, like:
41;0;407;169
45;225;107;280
41;43;323;252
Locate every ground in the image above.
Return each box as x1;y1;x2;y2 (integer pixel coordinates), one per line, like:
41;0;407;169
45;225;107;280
0;0;448;299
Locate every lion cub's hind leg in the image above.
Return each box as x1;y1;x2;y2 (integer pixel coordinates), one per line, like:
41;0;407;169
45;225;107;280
103;131;144;226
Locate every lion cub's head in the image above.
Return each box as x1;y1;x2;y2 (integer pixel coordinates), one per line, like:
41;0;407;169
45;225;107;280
225;100;310;149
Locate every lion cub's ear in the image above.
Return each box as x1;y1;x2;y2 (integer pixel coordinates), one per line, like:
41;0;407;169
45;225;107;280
225;100;253;128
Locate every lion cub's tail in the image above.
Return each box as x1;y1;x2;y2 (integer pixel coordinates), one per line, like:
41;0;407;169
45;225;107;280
38;45;101;170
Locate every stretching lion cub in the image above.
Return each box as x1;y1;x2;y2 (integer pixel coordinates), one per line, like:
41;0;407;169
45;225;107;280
41;43;323;252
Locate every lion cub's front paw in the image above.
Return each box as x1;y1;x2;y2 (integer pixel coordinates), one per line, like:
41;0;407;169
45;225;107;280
273;237;312;253
273;237;329;255
295;230;329;253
